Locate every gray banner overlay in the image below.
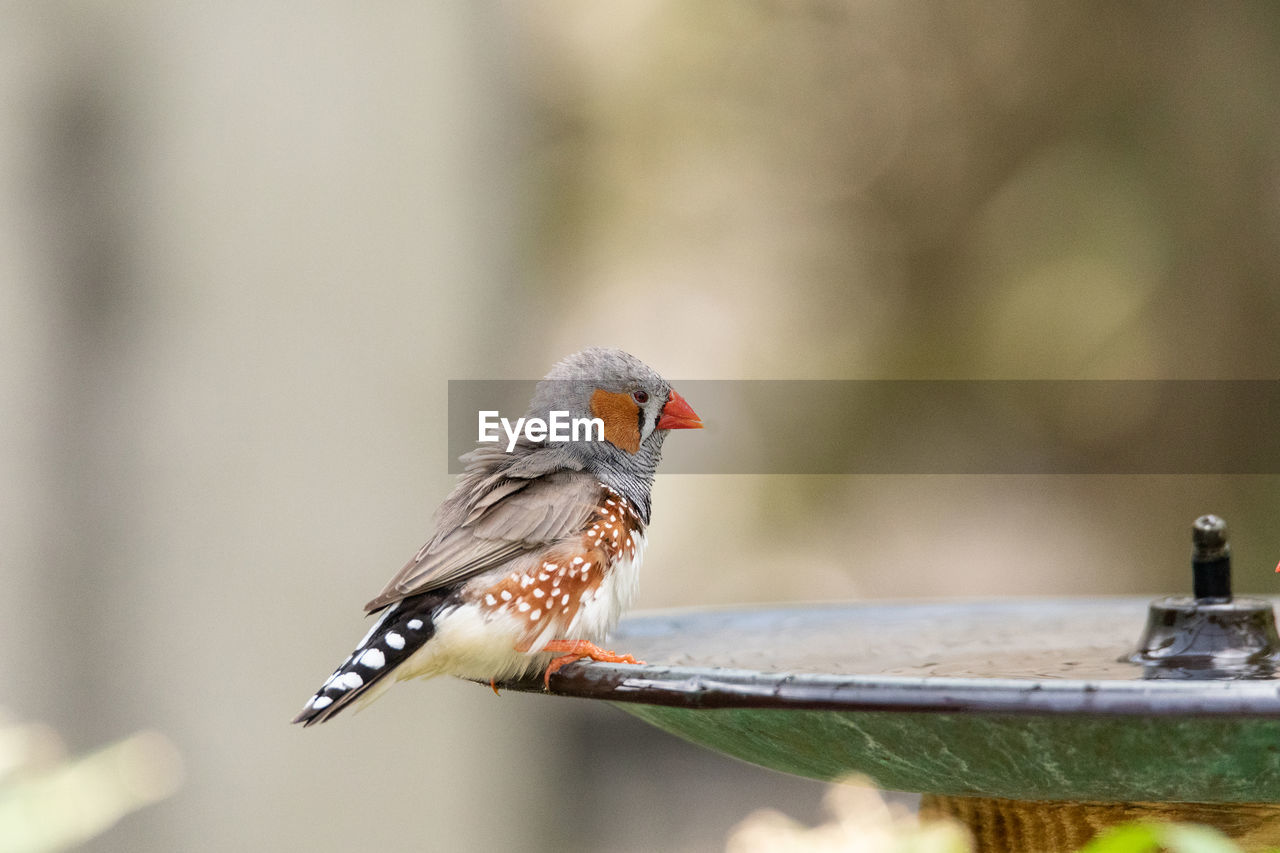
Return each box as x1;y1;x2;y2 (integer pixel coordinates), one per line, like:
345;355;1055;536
447;380;1280;474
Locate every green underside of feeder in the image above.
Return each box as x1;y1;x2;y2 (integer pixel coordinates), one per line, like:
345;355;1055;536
614;703;1280;803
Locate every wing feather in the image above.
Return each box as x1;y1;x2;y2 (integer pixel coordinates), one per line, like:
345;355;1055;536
363;470;600;613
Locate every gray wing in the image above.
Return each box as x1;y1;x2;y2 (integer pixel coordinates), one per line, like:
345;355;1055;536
363;468;600;613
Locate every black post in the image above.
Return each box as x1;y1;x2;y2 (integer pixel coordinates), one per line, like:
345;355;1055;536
1192;515;1231;601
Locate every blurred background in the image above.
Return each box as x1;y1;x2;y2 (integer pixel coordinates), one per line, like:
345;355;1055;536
3;1;1280;850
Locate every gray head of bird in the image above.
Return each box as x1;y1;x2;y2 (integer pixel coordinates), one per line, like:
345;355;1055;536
508;347;702;519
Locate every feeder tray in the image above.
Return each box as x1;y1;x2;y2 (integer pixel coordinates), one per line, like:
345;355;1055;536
501;515;1280;851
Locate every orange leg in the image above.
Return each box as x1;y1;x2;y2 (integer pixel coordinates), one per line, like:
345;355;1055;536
542;640;644;688
489;678;501;696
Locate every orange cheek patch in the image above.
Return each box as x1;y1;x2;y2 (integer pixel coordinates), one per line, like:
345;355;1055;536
590;389;641;454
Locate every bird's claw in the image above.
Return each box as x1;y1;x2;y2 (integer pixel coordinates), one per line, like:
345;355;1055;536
541;640;645;689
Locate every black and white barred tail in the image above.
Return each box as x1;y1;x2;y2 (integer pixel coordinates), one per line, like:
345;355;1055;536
292;591;447;726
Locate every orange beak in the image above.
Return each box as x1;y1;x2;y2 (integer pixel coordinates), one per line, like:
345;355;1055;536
656;388;702;430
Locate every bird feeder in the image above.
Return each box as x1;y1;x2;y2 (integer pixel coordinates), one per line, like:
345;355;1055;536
507;515;1280;851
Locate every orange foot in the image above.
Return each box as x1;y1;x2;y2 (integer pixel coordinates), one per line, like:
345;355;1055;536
542;640;645;688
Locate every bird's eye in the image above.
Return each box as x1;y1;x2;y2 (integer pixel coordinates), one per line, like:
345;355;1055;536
632;390;649;405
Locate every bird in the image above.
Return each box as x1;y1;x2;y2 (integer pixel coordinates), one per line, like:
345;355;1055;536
293;347;702;726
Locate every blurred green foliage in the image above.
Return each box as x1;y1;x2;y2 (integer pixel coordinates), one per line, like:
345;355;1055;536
0;713;180;853
1081;822;1276;853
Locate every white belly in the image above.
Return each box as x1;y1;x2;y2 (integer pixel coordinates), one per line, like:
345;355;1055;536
563;528;645;642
